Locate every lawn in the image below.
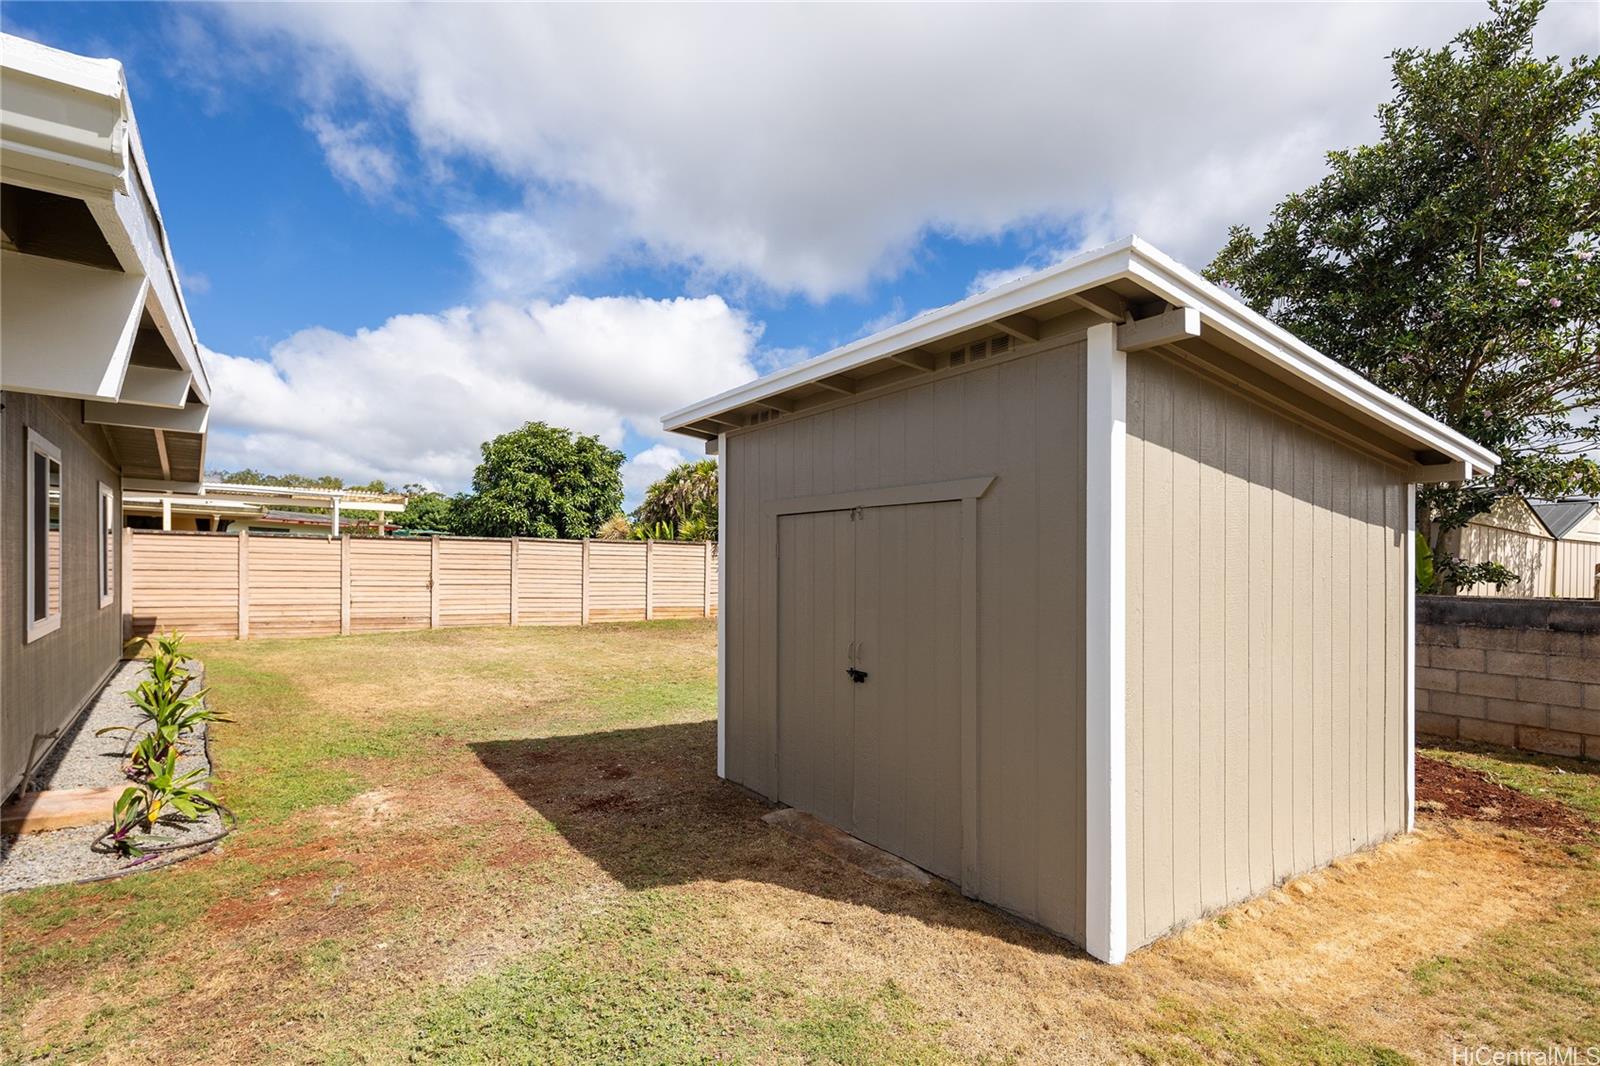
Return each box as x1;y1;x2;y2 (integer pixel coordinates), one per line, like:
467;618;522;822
2;621;1596;1063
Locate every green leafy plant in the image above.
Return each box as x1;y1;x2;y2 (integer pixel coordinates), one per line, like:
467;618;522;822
1205;0;1600;591
102;753;221;857
97;637;228;776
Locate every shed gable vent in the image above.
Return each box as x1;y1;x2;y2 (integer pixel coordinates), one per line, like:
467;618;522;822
748;408;780;426
989;334;1011;355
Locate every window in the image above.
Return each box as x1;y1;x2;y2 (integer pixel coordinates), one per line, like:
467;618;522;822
26;429;63;641
98;482;116;608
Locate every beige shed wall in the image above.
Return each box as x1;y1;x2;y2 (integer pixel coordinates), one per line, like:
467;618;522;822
723;337;1088;942
1123;352;1410;950
2;391;124;798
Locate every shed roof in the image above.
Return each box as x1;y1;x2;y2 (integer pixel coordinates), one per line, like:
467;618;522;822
1529;499;1599;540
663;236;1498;481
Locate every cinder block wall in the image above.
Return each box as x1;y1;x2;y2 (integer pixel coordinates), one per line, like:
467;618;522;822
1415;596;1600;760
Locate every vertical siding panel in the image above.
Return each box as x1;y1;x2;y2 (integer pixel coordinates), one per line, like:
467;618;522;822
1247;413;1274;894
1124;355;1147;948
1069;351;1087;942
1169;367;1201;926
1349;459;1370;844
1329;452;1352;854
966;363;1008;907
1142;356;1175;938
1291;434;1314;874
1222;394;1251;902
1270;423;1295;881
1035;349;1073;933
1197;378;1227;912
1365;467;1387;844
1312;444;1333;867
999;356;1040;920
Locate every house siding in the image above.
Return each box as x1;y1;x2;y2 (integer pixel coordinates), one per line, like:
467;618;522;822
1123;352;1409;950
2;390;123;798
722;337;1089;943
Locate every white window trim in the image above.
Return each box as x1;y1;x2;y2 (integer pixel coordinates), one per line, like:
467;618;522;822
98;481;117;609
25;428;64;643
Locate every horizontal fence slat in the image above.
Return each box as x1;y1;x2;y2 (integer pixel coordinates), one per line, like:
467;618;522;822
128;532;717;639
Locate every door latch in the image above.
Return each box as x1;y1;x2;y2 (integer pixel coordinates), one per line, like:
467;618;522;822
846;640;868;683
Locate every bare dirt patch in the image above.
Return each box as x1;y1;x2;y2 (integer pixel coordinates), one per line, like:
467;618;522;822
1417;753;1592;843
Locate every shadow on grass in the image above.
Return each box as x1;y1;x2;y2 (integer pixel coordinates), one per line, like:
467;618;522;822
470;721;1084;961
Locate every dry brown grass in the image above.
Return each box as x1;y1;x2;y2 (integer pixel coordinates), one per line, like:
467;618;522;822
3;620;1595;1064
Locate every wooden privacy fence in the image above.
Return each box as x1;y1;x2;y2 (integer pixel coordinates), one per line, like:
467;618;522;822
125;530;718;640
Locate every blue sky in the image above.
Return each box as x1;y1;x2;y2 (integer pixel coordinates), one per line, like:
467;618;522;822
4;3;1590;504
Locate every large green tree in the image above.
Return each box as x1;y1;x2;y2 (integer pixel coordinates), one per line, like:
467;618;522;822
1205;0;1599;591
632;459;718;540
453;422;624;539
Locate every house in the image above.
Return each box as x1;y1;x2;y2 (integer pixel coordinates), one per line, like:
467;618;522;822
1454;497;1600;599
663;235;1497;963
1;35;211;798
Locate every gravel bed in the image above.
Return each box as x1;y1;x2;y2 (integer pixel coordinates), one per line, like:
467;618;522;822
1;659;225;893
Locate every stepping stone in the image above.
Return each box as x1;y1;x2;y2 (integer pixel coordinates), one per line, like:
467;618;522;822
762;807;936;887
2;787;123;834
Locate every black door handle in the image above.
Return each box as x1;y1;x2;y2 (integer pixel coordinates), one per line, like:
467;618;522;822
846;667;868;683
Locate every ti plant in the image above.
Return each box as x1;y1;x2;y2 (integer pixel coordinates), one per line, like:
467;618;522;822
97;631;229;777
105;753;220;857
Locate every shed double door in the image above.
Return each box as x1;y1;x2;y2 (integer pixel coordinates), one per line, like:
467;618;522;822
776;501;963;882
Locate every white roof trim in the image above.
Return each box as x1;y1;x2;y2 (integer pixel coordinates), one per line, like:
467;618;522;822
0;33;211;406
662;235;1499;473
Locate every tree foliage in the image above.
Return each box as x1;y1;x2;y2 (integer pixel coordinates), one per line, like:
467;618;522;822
452;422;624;539
632;459;718;540
393;490;463;533
1205;0;1600;590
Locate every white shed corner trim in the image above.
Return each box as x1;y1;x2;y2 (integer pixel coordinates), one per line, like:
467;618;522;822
1084;321;1128;964
717;431;728;781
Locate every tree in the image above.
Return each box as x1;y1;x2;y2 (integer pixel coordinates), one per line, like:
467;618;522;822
1205;0;1600;591
632;459;718;540
453;422;624;538
393;490;461;533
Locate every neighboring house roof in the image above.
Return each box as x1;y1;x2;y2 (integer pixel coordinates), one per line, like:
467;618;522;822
1;33;211;485
1529;499;1599;540
662;235;1498;481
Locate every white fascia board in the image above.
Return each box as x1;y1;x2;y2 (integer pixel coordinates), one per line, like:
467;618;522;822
116;365;192;409
661;238;1140;431
1123;239;1500;474
0;36;126;195
84;398;209;434
109;169;209;403
0;252;147;399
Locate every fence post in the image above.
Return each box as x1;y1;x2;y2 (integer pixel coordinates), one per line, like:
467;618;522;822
237;530;250;640
644;540;654;621
509;537;520;626
339;534;351;636
703;540;712;618
121;526;135;643
580;539;591;625
430;535;441;629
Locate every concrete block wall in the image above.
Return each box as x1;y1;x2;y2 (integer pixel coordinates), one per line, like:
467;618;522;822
1415;596;1600;760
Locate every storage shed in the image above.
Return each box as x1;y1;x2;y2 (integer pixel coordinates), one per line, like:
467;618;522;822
662;236;1498;963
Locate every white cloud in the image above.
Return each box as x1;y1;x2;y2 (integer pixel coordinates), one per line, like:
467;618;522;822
202;294;759;491
219;4;1596;299
305;114;401;201
621;443;689;508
